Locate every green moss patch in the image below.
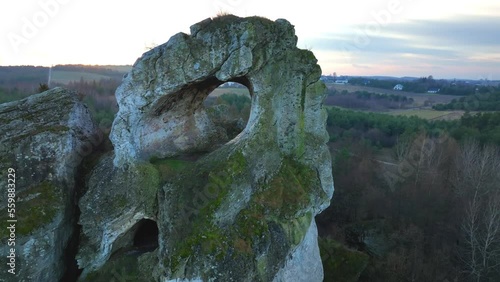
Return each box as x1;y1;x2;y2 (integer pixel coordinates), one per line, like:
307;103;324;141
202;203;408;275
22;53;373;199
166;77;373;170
80;156;162;235
166;151;248;272
255;157;319;219
234;205;268;241
93;160;161;216
0;181;62;239
164;153;321;280
18;181;62;236
319;237;369;282
149;157;192;183
134;162;161;215
278;212;312;246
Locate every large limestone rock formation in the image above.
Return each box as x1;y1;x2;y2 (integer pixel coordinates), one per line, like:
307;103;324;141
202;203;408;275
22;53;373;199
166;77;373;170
78;15;333;281
0;88;102;282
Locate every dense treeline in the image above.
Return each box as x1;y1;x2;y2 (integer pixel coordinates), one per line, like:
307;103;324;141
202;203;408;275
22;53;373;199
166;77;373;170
348;77;401;90
65;78;121;133
452;112;500;145
326;107;455;147
0;65;124;85
0;66;48;85
434;91;500;111
67;78;121;97
319;108;500;281
327;107;500;147
52;65;125;79
0;66;52;102
0;86;39;103
318;136;500;281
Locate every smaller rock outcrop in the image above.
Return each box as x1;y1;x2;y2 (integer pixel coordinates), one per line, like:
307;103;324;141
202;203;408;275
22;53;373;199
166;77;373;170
0;88;102;282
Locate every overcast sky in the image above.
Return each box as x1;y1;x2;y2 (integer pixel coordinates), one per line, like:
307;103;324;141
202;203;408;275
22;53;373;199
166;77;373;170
1;0;499;79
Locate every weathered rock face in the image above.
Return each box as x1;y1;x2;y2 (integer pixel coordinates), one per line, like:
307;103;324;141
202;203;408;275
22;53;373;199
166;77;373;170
0;88;102;282
109;15;328;166
76;153;159;274
79;15;333;281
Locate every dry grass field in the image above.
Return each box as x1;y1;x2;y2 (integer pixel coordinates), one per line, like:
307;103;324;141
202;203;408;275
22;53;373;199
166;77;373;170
327;83;458;106
324;84;468;120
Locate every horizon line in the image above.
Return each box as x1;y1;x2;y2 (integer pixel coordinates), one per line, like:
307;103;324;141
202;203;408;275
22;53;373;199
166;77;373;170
0;64;497;81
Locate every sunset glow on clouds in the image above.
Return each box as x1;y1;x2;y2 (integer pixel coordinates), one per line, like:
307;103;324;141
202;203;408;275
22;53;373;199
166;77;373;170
1;0;499;79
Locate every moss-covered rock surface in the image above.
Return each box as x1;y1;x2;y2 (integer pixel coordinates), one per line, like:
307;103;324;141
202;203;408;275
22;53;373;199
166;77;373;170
77;153;161;274
78;15;334;281
0;88;102;282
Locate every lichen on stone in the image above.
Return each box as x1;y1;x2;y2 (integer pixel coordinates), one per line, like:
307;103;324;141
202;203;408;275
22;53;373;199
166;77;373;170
78;15;333;282
0;87;102;282
0;181;62;239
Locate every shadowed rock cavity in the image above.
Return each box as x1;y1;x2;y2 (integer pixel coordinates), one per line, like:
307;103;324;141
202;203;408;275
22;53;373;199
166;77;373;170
77;15;334;281
133;219;159;250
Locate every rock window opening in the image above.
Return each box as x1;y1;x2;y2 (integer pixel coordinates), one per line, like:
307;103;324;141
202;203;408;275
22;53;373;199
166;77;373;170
204;81;251;141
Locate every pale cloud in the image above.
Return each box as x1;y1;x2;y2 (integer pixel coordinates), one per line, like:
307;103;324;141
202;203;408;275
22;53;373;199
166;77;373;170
0;0;499;79
386;16;500;47
305;13;500;78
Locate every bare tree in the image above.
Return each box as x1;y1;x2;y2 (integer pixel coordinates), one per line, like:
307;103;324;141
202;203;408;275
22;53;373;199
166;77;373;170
400;132;446;187
454;140;500;281
394;133;413;163
481;194;500;274
423;136;447;185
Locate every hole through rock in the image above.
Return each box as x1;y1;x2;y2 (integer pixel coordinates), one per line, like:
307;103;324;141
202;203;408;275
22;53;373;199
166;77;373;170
133;219;159;251
204;80;251;141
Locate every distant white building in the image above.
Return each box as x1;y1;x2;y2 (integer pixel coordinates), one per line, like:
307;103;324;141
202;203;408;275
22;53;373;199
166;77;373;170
393;84;404;91
334;79;349;84
427;88;440;93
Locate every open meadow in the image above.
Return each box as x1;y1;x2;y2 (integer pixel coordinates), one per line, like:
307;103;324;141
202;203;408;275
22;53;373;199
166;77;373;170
327;83;458;106
325;83;468;120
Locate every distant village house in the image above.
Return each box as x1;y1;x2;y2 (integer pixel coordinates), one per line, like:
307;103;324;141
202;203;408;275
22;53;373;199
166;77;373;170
334;79;349;85
393;84;404;91
427;88;440;93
